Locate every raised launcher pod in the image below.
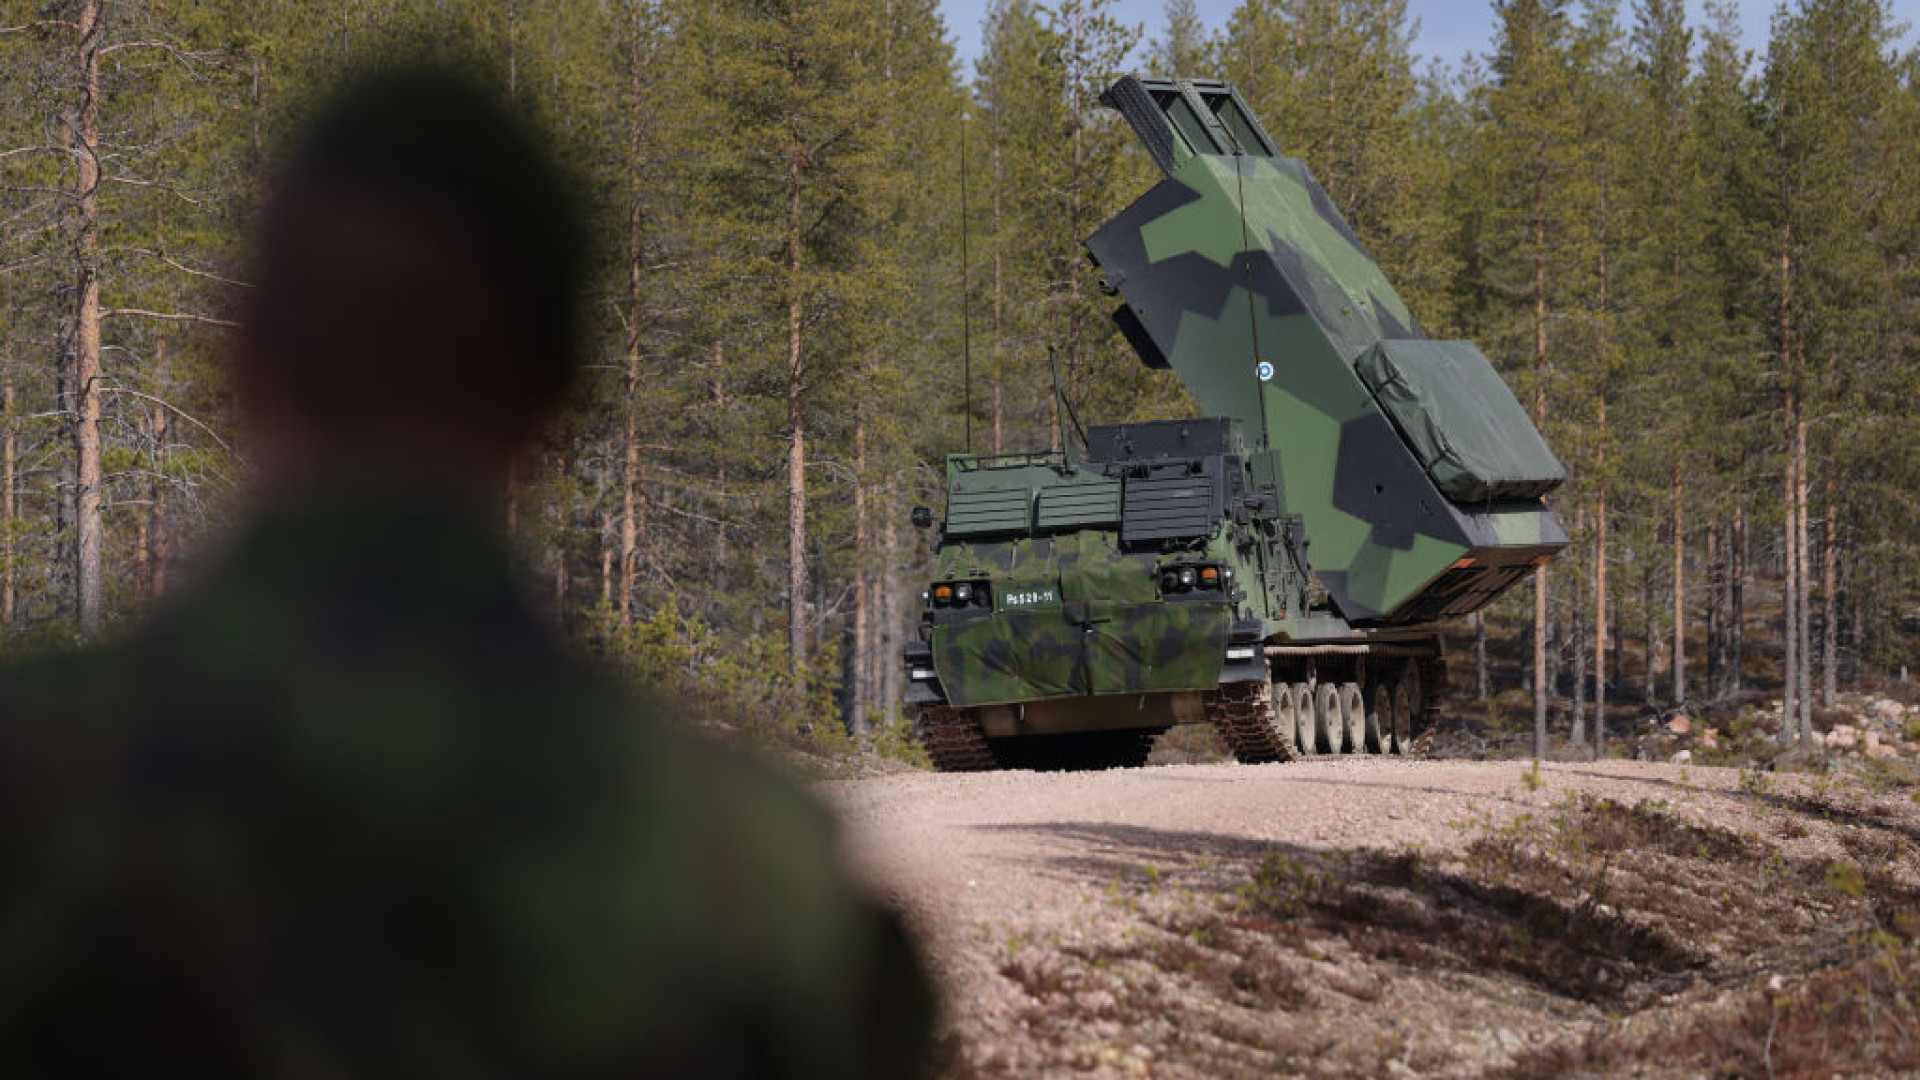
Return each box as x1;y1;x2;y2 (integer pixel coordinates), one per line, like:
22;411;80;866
1087;76;1568;625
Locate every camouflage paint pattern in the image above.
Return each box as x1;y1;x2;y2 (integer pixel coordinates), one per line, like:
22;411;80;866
1087;81;1566;625
931;598;1232;708
911;76;1567;720
929;526;1233;706
0;489;933;1075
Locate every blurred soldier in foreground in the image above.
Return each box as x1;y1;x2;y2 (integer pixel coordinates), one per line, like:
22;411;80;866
0;69;932;1077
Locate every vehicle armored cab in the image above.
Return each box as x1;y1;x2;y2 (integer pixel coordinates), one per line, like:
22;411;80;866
904;76;1568;770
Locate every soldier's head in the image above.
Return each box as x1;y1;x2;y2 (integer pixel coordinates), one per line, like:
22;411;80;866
241;66;589;493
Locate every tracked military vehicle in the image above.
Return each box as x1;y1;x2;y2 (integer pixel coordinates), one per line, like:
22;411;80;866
903;76;1569;771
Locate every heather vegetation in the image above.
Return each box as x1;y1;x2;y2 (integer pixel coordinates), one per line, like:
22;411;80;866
2;0;1918;754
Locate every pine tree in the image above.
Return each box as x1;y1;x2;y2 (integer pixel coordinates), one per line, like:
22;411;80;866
1760;0;1904;747
1148;0;1215;75
1479;0;1588;758
680;0;891;675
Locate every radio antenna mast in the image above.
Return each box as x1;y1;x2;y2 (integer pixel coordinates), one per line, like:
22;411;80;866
960;107;974;454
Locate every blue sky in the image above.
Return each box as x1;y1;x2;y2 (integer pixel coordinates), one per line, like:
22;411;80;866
935;0;1919;79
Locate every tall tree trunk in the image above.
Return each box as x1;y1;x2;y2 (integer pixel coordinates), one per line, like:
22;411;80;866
880;519;903;719
991;127;1004;454
1594;440;1608;758
1783;423;1800;747
550;450;570;615
784;112;810;673
505;0;521;101
1473;611;1488;701
1671;467;1685;703
1821;490;1836;707
1571;529;1587;748
1794;412;1812;741
851;417;871;737
1849;576;1864;687
1705;524;1722;698
2;371;14;626
711;340;728;599
1732;501;1746;694
599;511;613;610
73;0;105;638
1641;560;1657;707
1776;206;1807;746
250;56;263;169
1612;599;1625;701
620;200;643;629
1063;7;1084;377
1530;190;1549;761
148;334;169;598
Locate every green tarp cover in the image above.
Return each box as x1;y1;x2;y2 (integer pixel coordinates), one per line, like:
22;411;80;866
1356;339;1566;504
930;603;1231;707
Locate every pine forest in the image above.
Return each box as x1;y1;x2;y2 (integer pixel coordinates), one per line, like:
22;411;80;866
3;0;1919;758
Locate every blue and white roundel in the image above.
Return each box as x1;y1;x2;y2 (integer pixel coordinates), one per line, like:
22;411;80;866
1256;361;1274;382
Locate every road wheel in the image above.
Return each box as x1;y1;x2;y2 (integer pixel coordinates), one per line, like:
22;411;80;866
1292;683;1318;756
1366;681;1394;754
1271;682;1299;755
1313;682;1341;754
1339;682;1365;754
1391;678;1415;754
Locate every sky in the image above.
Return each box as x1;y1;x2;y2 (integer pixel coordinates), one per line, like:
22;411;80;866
934;0;1920;80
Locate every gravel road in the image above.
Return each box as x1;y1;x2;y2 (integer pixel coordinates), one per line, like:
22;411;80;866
824;758;1911;1077
832;757;1751;953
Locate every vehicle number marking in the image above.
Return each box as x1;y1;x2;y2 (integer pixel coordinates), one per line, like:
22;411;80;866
1001;589;1057;607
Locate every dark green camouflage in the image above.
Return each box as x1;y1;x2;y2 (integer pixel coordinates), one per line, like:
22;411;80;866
0;490;931;1077
1088;76;1566;624
907;77;1564;734
931;600;1231;708
929;511;1233;706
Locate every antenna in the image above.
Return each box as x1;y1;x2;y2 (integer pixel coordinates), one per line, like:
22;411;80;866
960;107;973;454
1049;346;1087;470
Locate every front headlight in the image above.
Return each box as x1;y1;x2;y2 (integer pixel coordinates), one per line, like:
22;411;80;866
1159;562;1232;596
928;578;992;610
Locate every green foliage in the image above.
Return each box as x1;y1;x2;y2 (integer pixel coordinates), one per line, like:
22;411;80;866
1826;859;1867;898
596;596;846;756
1238;849;1329;918
1;0;1918;748
870;713;932;769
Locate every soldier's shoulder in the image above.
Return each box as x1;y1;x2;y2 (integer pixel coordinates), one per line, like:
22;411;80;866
632;703;838;835
0;639;138;724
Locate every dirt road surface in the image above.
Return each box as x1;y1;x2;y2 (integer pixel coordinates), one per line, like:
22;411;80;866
827;758;1920;1078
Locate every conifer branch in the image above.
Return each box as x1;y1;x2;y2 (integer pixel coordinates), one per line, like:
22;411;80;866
97;308;240;329
92;386;235;456
126;249;250;288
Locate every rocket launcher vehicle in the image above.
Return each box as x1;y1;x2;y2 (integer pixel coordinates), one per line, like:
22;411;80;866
1086;76;1568;625
902;75;1569;771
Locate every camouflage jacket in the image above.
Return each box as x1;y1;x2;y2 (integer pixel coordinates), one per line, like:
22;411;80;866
0;489;931;1079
